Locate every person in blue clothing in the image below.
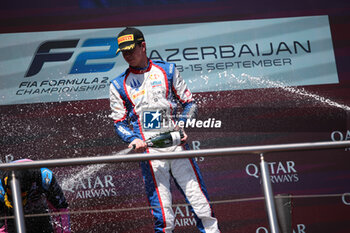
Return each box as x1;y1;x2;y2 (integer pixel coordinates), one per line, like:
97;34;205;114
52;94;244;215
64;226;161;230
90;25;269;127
109;27;220;233
0;159;71;233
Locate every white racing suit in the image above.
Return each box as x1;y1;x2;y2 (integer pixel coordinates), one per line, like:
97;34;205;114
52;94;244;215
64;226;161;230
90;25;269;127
109;60;220;233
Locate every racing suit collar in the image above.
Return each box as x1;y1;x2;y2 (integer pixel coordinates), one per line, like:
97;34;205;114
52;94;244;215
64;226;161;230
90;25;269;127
129;59;152;74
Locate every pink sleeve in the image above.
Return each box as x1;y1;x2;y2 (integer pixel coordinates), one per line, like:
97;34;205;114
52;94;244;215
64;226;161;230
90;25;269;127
51;208;71;233
0;225;7;233
47;201;71;233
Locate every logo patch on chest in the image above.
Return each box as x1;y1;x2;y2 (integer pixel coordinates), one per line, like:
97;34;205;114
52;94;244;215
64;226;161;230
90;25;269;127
151;80;162;88
129;79;142;89
132;89;145;100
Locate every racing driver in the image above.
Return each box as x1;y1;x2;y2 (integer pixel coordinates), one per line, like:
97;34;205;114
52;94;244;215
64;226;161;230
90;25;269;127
0;159;71;233
109;27;220;233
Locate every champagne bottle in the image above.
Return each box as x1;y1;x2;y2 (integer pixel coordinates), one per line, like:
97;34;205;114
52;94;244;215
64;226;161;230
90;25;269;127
146;130;184;148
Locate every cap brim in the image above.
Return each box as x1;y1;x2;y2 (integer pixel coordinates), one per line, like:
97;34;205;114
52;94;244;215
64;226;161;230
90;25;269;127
116;43;136;54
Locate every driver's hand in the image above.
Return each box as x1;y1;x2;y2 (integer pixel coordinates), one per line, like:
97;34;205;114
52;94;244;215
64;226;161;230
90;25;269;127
129;138;147;153
175;126;188;144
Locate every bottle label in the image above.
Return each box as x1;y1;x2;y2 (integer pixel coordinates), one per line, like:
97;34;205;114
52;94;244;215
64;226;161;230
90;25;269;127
170;131;181;146
147;141;154;147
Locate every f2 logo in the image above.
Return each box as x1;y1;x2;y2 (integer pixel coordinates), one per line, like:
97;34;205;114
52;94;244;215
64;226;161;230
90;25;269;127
70;38;118;74
25;40;79;77
25;38;118;77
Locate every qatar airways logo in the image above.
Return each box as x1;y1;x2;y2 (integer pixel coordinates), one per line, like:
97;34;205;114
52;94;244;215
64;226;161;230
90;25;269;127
342;193;350;206
174;206;196;227
64;175;117;199
256;224;306;233
143;110;222;130
331;130;350;151
246;160;299;183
